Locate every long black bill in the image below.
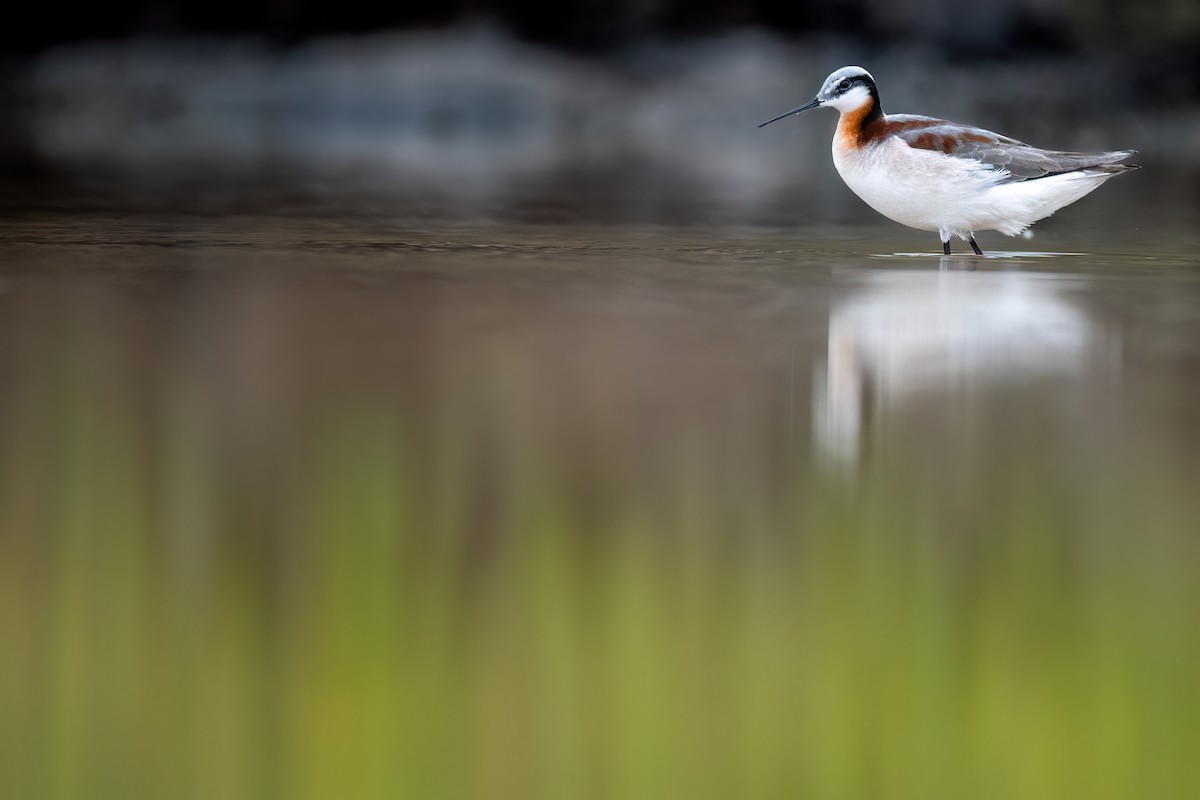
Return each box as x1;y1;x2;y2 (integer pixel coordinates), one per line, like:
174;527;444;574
758;98;821;128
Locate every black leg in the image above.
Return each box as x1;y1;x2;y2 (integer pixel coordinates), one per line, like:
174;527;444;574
943;240;951;256
969;236;984;256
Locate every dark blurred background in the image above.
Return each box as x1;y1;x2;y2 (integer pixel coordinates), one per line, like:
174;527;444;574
1;0;1197;224
6;0;1200;56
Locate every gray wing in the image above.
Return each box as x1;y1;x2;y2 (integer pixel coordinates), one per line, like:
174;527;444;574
887;115;1138;181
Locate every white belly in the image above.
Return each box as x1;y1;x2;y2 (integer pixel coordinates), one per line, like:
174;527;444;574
832;137;988;235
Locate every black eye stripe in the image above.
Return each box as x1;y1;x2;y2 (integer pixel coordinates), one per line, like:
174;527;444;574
833;75;874;95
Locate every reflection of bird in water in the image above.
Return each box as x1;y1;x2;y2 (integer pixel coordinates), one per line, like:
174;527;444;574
813;267;1115;467
760;66;1137;255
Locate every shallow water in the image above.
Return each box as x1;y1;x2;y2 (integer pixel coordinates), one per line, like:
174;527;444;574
2;210;1199;796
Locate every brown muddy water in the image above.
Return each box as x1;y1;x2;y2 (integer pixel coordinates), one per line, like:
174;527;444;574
1;209;1199;797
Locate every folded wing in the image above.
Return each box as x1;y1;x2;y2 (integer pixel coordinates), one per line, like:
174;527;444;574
886;115;1138;181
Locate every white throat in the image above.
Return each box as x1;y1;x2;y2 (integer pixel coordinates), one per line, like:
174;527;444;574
825;85;873;114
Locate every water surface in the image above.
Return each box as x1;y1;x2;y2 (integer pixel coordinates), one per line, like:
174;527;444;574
2;212;1198;797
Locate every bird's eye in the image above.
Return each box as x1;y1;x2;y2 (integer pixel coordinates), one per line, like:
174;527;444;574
838;79;852;92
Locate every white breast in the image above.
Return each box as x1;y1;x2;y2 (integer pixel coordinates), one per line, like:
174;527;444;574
832;137;997;237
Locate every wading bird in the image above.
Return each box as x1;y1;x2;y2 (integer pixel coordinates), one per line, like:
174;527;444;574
760;67;1137;255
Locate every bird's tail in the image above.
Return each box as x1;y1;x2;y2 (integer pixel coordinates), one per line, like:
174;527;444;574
1077;150;1139;172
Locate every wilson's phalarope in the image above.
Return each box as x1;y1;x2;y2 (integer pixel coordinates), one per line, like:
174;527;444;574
760;66;1138;255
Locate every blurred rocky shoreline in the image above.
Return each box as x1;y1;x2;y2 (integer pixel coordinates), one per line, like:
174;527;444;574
2;27;1196;224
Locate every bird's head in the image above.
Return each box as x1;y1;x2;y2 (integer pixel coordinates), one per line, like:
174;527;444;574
759;66;879;127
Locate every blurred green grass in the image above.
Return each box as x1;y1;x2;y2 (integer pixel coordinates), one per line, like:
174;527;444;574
2;358;1197;799
1;239;1198;799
